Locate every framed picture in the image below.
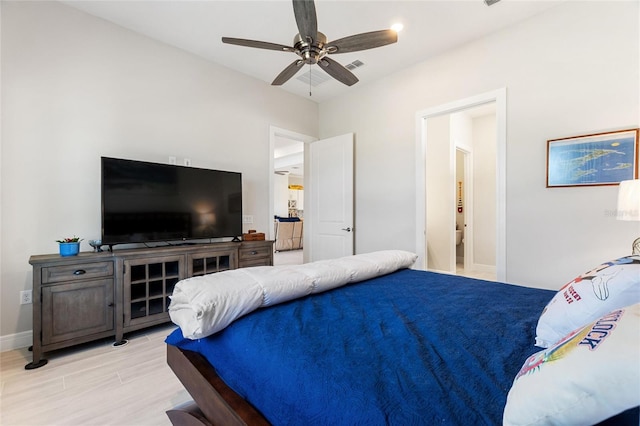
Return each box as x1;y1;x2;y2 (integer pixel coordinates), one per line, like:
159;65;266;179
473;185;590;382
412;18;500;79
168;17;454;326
546;128;639;187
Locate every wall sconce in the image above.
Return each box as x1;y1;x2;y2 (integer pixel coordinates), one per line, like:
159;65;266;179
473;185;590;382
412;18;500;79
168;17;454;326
617;179;640;254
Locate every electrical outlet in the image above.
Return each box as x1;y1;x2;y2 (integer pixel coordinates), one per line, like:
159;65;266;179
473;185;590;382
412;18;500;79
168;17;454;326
184;158;192;166
242;215;254;224
169;156;177;165
20;290;32;305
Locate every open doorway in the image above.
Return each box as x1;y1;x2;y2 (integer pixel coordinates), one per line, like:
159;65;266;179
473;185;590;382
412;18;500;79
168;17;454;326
415;89;506;282
421;105;496;278
269;127;355;265
452;104;497;280
269;127;315;266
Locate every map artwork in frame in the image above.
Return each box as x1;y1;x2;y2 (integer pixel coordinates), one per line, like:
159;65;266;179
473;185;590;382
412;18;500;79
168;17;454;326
546;128;639;187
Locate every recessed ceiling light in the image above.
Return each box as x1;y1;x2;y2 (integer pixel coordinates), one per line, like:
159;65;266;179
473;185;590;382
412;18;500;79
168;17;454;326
391;23;404;33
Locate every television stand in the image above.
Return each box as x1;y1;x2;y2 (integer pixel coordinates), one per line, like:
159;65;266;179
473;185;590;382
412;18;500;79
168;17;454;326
26;240;274;369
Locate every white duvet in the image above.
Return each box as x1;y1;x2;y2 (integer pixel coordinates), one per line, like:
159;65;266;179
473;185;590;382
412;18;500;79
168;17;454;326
169;250;418;339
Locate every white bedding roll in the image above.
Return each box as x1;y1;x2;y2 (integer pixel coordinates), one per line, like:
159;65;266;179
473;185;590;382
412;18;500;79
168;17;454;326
242;266;315;306
169;269;265;339
169;250;418;339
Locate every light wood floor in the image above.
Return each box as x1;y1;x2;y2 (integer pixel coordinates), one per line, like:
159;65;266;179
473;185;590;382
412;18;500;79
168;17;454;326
0;324;190;426
456;264;497;281
273;249;303;266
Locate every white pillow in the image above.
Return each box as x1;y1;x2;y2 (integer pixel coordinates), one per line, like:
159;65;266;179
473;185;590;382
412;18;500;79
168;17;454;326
504;303;640;426
535;255;640;348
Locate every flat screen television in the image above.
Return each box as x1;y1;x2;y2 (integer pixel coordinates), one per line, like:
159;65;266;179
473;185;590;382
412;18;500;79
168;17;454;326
101;157;242;246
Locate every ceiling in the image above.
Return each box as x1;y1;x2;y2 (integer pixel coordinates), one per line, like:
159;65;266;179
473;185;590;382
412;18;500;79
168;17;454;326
274;135;305;177
61;0;563;103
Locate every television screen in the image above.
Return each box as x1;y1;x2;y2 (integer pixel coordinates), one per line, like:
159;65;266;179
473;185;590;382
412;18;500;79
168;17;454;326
101;157;242;246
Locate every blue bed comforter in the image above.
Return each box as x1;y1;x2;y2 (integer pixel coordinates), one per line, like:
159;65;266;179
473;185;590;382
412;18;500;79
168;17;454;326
166;269;555;425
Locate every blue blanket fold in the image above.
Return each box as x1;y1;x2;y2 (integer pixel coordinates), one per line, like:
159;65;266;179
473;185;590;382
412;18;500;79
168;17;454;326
166;269;555;425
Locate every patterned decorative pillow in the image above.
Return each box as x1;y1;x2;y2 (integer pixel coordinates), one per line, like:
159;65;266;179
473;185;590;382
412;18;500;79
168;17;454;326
535;255;640;348
504;304;640;425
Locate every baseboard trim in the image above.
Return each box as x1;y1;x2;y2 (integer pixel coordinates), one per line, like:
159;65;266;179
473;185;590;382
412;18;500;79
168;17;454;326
0;330;32;352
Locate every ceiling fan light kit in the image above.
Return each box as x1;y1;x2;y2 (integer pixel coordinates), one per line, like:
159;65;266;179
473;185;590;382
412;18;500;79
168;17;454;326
222;0;398;88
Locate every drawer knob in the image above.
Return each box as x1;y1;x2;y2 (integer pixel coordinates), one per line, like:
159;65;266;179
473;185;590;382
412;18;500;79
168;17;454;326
73;269;86;275
250;251;258;255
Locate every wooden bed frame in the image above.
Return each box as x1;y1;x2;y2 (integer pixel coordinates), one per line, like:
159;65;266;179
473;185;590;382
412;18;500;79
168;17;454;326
166;344;270;426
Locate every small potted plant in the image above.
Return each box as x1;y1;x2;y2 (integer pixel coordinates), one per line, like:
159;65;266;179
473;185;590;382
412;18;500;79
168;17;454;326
56;236;83;257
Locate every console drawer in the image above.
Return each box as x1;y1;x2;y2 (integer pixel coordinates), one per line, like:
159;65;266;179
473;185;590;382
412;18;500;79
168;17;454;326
239;246;271;260
42;261;114;284
239;242;273;268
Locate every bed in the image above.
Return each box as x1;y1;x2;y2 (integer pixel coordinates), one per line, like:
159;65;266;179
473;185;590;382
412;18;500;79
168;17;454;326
164;251;640;425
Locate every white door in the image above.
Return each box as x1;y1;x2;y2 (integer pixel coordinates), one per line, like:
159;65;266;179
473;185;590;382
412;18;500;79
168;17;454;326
307;133;354;261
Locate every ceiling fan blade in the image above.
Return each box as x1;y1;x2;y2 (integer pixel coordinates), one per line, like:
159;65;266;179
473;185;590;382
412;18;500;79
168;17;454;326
222;37;294;52
318;57;358;86
292;0;317;43
272;60;305;85
327;29;398;54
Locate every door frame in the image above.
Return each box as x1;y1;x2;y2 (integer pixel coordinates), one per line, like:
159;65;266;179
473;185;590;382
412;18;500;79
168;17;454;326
415;88;507;282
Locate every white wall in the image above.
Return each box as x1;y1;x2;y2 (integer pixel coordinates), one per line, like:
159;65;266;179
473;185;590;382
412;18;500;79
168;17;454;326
425;115;452;272
0;1;318;341
273;174;290;218
472;114;496;267
319;1;639;289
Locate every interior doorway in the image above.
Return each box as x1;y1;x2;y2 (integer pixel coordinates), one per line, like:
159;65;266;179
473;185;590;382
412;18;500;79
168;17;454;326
269;127;315;266
415;89;506;282
424;104;497;280
451;104;497;280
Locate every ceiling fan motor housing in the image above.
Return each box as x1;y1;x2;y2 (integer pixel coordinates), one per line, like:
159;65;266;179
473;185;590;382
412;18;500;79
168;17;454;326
294;32;327;64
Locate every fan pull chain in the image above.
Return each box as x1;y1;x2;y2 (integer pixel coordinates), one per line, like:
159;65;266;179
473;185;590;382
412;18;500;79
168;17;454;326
309;64;312;97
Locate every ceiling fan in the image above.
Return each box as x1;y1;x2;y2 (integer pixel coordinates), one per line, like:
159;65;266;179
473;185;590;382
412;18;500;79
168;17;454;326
222;0;398;87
